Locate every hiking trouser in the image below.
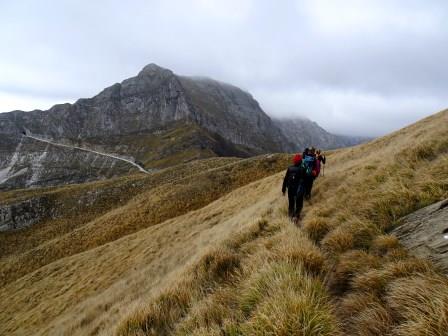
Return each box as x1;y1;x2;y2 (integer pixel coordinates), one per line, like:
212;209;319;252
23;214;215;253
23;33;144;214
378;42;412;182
288;186;304;218
304;177;315;199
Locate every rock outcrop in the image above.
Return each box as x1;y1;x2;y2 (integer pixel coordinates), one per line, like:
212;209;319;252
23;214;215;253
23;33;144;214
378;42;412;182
392;199;448;273
0;196;52;231
0;136;137;190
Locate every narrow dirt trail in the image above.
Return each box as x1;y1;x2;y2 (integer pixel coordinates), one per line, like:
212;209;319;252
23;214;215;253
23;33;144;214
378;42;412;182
24;134;151;174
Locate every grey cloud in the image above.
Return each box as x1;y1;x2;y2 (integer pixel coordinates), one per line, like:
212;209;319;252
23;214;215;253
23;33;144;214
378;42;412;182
0;0;447;136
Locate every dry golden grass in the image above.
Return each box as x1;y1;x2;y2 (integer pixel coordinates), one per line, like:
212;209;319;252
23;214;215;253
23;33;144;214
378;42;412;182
311;110;448;334
302;216;333;244
117;108;448;336
0;159;291;336
116;217;275;336
0;154;288;286
386;274;448;336
0;157;239;259
327;250;382;295
1;109;447;336
240;262;340;336
370;234;400;256
117;217;340;336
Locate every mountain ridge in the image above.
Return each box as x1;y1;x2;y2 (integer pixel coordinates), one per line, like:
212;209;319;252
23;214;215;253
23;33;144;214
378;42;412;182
0;63;364;190
273;116;371;150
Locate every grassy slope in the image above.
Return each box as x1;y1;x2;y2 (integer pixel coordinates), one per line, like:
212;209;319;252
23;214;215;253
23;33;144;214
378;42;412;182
0;160;288;336
0;109;447;335
0;154;289;287
115;109;448;336
0;157;239;259
80;122;254;169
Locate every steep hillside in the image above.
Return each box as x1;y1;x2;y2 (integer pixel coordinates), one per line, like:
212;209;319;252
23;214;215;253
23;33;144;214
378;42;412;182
114;109;448;336
0;154;288;287
274;117;370;150
0;109;446;336
0;64;292;190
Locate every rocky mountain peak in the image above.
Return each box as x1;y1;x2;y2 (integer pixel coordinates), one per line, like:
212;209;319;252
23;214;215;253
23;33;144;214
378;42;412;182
137;63;173;78
0;63;367;190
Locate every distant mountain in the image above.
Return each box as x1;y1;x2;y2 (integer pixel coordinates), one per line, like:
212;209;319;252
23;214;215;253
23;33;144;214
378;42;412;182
0;64;294;189
0;63;366;190
273;117;370;151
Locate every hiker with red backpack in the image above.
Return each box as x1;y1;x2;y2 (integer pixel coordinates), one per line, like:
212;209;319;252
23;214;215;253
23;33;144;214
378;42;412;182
282;153;307;223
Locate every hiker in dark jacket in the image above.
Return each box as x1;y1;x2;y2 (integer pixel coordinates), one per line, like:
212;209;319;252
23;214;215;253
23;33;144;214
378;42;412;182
302;147;309;158
282;153;307;223
302;147;318;200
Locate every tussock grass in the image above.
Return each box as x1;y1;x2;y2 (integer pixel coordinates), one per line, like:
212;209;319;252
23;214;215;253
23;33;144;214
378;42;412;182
271;228;325;276
240;262;340;336
316;110;448;333
386;274;448;336
347;301;393;336
370;234;400;256
118;252;239;335
338;292;382;321
322;220;380;254
327;250;381;295
121;280;196;336
118;216;341;336
341;272;448;336
302;217;333;244
116;218;275;336
352;258;435;296
174;288;238;335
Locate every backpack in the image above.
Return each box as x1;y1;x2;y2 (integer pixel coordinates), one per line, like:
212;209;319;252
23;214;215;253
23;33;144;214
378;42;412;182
315;158;321;176
301;155;316;177
287;166;302;188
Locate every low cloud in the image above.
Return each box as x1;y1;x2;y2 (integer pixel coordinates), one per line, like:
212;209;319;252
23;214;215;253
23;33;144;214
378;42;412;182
0;0;447;136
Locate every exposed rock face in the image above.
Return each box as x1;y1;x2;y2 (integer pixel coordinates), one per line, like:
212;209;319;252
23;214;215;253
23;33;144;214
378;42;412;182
392;199;448;274
0;136;138;190
273;117;370;151
1;64;295;189
179;76;292;152
0;196;52;231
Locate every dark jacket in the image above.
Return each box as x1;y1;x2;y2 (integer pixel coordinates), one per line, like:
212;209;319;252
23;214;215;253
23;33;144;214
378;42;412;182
282;164;306;193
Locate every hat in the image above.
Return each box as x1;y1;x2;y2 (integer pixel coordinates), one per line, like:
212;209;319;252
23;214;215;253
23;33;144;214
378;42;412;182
293;153;302;165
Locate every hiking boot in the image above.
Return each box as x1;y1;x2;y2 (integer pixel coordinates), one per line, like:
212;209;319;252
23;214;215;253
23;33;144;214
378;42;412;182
293;216;300;226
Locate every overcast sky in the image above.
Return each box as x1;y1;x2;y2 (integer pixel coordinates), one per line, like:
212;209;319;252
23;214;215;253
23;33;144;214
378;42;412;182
1;0;447;136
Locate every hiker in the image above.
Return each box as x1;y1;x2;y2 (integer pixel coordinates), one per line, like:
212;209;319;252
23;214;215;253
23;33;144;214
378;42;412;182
282;153;307;223
316;150;326;176
302;147;318;200
302;147;309;158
